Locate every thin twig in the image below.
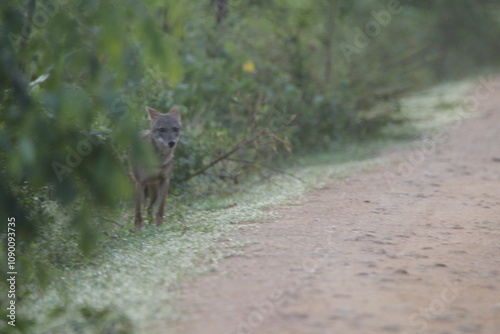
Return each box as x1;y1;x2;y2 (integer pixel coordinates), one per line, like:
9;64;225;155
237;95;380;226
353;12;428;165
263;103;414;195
97;215;124;228
21;0;36;49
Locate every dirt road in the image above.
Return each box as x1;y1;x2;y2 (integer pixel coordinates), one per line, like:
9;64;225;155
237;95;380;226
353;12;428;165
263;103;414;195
169;85;500;334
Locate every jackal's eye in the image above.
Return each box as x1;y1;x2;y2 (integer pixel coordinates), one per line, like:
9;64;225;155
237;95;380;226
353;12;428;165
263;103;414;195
158;127;166;133
172;127;180;133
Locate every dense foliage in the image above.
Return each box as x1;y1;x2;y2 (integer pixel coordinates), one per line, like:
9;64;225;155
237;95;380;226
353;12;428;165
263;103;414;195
0;0;499;305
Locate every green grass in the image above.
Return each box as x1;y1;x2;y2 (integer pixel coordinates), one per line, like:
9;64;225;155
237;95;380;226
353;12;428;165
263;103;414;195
7;77;478;334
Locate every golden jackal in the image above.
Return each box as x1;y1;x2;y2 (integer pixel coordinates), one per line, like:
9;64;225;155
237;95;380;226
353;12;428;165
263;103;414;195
130;106;181;231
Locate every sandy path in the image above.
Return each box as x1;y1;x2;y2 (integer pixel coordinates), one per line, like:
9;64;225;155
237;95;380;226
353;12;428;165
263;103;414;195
167;83;500;334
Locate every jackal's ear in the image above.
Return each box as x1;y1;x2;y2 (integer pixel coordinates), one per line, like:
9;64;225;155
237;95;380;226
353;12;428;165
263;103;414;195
168;107;181;120
146;106;160;120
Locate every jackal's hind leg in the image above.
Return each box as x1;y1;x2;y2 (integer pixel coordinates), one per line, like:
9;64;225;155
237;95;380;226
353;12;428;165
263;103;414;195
134;183;145;231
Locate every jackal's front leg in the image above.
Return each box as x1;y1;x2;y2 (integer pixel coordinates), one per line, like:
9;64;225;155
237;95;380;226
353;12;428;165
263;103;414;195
146;184;158;224
156;180;170;226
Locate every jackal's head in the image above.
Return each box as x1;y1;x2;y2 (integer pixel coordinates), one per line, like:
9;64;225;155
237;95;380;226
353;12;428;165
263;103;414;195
146;106;182;151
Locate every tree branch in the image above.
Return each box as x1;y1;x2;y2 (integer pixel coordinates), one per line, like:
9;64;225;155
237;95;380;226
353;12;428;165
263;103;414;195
183;128;267;182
